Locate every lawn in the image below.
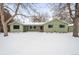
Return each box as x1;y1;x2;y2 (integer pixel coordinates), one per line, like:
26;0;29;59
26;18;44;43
0;32;79;55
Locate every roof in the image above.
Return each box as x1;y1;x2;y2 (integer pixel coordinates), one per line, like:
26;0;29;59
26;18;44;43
21;17;52;26
8;20;47;26
8;18;69;26
8;20;23;25
44;19;69;25
22;22;46;26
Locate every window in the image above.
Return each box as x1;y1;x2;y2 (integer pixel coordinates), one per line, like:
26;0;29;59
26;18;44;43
13;25;19;29
48;25;53;28
34;26;36;29
30;26;32;29
59;25;65;28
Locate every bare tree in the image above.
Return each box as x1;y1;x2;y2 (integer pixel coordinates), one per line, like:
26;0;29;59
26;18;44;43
31;13;49;22
48;3;72;23
67;3;79;37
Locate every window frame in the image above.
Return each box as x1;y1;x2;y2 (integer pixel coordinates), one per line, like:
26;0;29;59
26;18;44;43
59;25;65;28
30;26;32;29
13;25;20;29
48;25;53;28
34;26;36;29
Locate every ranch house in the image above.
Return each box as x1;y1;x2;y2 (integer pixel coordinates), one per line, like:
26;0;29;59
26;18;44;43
8;19;70;33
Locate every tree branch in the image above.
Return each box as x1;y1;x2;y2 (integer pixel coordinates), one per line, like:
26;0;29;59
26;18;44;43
6;3;21;24
67;3;74;20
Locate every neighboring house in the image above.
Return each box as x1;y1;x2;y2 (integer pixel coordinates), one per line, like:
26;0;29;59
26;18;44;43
43;19;68;32
8;19;70;32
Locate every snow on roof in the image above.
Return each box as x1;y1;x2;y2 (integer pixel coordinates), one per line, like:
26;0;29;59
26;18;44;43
68;24;73;26
9;17;69;26
17;19;68;26
45;19;69;24
8;20;22;25
22;22;46;26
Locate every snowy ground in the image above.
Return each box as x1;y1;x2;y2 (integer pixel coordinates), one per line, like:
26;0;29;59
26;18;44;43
0;32;79;55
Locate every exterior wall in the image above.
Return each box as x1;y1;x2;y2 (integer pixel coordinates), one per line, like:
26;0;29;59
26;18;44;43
10;22;23;32
43;20;68;32
27;25;42;32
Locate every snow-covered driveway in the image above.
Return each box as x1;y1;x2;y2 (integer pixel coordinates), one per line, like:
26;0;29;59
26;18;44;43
0;32;79;55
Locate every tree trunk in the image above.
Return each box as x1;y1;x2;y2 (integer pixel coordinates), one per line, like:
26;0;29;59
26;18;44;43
1;12;8;36
73;18;79;37
0;3;20;36
0;4;8;36
73;3;79;37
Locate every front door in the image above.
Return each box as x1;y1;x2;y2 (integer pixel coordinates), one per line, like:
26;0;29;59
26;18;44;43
23;26;28;32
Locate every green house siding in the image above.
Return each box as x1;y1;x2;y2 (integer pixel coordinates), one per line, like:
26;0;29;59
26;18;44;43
43;20;68;32
26;25;43;32
9;22;23;32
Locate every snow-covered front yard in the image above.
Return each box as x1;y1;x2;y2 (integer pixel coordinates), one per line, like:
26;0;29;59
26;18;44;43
0;32;79;55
